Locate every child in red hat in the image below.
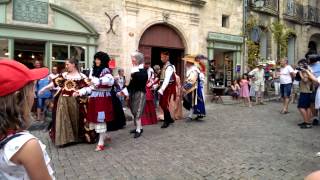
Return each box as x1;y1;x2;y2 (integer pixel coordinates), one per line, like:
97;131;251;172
0;59;54;179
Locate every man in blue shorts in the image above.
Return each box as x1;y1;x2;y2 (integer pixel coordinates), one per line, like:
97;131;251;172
279;58;295;114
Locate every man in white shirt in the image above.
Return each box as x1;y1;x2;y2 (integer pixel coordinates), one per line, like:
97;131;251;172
279;58;295;114
249;63;265;105
158;51;176;128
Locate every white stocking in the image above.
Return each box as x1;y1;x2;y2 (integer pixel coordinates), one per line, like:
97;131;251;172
98;132;106;146
188;109;193;118
136;118;142;133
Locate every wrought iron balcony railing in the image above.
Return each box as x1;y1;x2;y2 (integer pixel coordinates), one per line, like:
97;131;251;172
283;0;304;23
304;5;320;26
249;0;279;16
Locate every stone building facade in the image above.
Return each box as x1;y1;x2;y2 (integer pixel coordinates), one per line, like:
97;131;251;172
0;0;244;90
248;0;320;67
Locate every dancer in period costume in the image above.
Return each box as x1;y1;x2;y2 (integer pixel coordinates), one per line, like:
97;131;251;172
120;52;148;138
182;55;203;120
141;61;158;125
76;51;125;151
39;58;90;146
194;54;207;118
153;65;164;121
158;51;176;128
169;73;183;120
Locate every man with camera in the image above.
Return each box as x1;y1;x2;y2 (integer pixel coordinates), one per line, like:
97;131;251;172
295;59;313;128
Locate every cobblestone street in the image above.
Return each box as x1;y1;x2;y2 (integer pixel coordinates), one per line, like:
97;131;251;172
32;102;320;180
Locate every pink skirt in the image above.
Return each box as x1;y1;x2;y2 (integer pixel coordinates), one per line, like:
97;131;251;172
240;85;250;98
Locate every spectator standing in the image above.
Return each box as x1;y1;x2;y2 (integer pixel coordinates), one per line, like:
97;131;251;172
273;66;281;100
249;63;265;105
279;59;295;114
291;65;300;104
36;75;52;121
297;70;313;129
115;68;126;109
239;74;252;107
0;60;54;179
309;55;320;124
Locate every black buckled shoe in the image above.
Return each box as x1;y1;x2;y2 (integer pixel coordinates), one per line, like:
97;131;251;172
130;129;143;134
134;131;143;138
161;122;170;128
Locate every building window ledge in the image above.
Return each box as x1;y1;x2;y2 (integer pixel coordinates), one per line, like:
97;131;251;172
282;14;304;24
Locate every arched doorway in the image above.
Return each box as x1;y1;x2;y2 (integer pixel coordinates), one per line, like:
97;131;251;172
307;34;320;57
138;24;185;80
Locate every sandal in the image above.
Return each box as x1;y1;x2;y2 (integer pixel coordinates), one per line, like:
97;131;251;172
95;145;105;151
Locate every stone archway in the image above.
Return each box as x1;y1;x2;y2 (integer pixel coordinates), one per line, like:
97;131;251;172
138;23;186;80
306;34;320;57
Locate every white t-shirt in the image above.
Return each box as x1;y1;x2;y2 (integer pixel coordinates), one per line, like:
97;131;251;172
316;77;320;109
0;131;55;180
280;65;294;84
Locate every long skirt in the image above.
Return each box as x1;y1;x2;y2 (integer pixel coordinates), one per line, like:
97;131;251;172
141;100;157;125
169;91;183;120
55;96;79;146
129;91;146;121
193;83;206;116
106;91;126;131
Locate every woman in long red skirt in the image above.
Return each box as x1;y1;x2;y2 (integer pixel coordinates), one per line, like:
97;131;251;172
141;62;158;126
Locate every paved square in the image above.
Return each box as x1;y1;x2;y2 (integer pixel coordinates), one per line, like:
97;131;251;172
32;102;320;179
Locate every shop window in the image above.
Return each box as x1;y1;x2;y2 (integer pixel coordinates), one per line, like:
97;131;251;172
52;44;68;61
222;15;229;28
0;39;9;58
51;44;86;72
70;46;85;62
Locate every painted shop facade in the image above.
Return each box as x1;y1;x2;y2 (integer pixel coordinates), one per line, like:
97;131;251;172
0;0;244;91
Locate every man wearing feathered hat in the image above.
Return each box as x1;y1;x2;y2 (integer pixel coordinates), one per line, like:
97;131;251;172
249;62;265;105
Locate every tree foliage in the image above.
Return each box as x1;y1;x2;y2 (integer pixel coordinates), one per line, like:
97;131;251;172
270;21;296;59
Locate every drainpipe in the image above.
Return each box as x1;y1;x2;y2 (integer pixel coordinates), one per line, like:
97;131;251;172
277;0;281;60
243;0;247;73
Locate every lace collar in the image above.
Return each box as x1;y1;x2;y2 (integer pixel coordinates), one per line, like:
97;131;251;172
62;72;87;80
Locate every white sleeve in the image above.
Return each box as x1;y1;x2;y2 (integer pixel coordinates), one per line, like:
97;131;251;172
91;77;100;86
288;66;294;73
101;74;114;86
4;133;36;166
78;86;91;96
248;69;256;76
160;66;174;91
317;77;320;84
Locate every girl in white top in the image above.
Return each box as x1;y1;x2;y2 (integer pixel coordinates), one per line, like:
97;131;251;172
0;60;54;180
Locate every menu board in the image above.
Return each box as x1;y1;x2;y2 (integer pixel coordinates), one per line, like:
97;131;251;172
224;56;233;86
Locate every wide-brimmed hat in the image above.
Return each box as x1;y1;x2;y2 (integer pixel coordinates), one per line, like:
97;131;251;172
0;59;49;96
182;55;197;64
256;62;264;67
195;54;207;60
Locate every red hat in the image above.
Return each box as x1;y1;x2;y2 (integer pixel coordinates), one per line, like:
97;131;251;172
0;59;49;96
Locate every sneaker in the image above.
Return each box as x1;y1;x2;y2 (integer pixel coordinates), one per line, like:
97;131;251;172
297;122;307;126
316;152;320;157
313;119;319;126
300;123;312;129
